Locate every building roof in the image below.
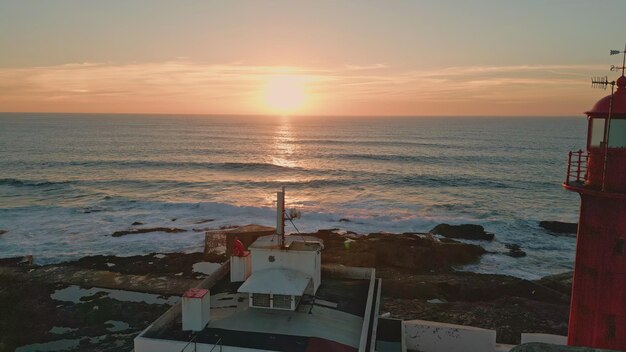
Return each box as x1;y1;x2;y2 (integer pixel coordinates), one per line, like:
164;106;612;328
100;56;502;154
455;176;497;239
142;276;372;351
238;268;311;295
250;234;324;251
586;75;626;117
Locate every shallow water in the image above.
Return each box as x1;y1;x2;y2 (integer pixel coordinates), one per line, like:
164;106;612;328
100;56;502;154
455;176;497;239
0;113;586;279
50;285;179;305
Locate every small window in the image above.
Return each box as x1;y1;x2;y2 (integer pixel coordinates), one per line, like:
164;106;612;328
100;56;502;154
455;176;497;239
613;238;624;255
608;120;626;148
273;294;293;309
590;118;606;147
252;293;270;307
606;315;616;339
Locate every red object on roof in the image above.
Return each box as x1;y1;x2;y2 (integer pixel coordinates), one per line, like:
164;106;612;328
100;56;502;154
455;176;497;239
232;238;246;257
586;75;626;117
183;288;209;299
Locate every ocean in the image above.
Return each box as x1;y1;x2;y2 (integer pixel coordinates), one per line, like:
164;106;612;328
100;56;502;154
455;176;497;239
0;113;586;279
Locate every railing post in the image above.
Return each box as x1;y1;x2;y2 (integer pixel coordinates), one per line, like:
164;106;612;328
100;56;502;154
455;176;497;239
576;150;582;181
566;151;572;184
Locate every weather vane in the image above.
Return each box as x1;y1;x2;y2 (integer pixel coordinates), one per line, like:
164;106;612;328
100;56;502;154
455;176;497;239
591;43;626;90
610;44;626;75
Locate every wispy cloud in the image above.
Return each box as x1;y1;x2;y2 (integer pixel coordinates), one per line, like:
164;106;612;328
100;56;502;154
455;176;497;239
0;60;608;115
343;63;388;70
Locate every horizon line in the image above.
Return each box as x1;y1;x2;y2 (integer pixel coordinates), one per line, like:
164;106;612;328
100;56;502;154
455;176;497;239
0;111;585;118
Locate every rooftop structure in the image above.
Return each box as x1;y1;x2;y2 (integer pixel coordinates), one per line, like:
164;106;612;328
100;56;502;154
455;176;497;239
134;189;386;352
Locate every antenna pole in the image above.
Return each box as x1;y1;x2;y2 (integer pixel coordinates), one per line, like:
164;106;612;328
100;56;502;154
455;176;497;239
276;187;286;249
622;42;626;77
282;186;285;248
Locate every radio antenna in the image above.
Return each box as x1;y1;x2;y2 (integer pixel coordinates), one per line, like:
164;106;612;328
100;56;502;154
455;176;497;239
591;76;612;90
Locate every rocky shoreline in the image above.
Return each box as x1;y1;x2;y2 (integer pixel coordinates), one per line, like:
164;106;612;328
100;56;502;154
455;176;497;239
0;228;572;351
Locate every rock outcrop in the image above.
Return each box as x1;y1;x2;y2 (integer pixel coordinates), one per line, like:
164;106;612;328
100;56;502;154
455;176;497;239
430;223;495;241
111;227;186;237
505;243;527;258
539;221;577;235
310;230;486;271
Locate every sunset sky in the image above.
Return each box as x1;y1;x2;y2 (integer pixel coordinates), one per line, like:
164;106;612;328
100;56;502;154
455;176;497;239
1;0;625;116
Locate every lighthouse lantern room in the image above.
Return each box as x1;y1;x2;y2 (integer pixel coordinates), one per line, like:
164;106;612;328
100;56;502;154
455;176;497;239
563;47;626;350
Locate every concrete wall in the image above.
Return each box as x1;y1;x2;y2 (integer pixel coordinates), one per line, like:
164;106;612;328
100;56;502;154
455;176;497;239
358;269;378;352
403;319;496;352
520;333;567;345
251;248;321;292
321;263;374;280
135;337;274;352
135;261;229;342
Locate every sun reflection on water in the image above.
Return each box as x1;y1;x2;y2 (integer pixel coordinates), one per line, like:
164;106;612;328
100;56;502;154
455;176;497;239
270;117;298;169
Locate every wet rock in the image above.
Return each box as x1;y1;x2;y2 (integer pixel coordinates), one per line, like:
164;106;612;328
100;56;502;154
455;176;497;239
0;230;7;235
194;219;214;224
505;243;527;258
131;221;143;226
111;227;186;237
339;218;351;222
69;252;225;278
171;218;177;222
0;255;33;267
430;223;495;241
539;221;577;235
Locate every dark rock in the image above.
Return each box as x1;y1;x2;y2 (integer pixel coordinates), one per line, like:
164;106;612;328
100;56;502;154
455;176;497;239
0;255;33;267
171;218;177;222
111;227;186;237
310;231;486;271
131;221;143;226
0;230;7;235
534;271;572;296
339;218;351;222
539;221;577;235
430;223;494;241
505;243;526;258
194;219;214;224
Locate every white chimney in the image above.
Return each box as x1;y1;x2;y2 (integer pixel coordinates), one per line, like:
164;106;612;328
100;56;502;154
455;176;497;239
182;288;210;331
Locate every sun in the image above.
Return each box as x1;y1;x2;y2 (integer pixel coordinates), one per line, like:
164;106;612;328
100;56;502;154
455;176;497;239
263;75;307;114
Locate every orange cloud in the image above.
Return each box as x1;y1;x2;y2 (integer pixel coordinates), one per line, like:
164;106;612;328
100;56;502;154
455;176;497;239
0;60;609;116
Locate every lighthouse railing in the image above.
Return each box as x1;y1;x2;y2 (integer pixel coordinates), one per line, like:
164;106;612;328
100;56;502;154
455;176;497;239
566;150;588;185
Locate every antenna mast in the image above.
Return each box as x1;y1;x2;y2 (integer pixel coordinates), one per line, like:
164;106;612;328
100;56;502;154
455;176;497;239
276;187;286;249
593;44;626;190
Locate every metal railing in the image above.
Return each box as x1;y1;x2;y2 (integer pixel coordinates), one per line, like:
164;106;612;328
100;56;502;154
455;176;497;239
566;149;588;185
181;335;197;352
180;336;223;352
208;337;223;352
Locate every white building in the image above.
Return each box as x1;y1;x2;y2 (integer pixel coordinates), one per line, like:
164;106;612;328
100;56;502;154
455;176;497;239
134;189;391;352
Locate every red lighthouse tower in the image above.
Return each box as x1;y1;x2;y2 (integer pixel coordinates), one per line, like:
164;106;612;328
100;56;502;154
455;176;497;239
563;48;626;349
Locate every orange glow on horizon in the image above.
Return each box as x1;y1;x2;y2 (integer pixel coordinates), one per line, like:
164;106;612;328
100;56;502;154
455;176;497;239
262;75;308;114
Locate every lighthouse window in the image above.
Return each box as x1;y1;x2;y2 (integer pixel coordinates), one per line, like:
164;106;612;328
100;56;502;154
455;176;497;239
590;118;606;147
608;119;626;148
613;238;624;256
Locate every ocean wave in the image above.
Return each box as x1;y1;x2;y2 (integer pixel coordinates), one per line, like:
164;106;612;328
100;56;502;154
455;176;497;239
377;174;510;189
4;160;304;173
0;178;74;188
